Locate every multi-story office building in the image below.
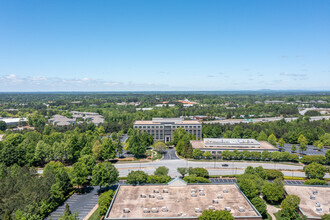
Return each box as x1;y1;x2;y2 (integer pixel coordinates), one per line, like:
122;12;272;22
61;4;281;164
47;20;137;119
133;118;202;142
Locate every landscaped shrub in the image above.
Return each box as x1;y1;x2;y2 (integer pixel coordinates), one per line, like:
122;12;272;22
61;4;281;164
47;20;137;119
98;190;115;216
188;167;209;178
183;175;211;183
265;169;284;180
304;179;328;185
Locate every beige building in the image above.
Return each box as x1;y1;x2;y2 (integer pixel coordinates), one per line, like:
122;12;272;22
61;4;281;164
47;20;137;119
133;118;202;142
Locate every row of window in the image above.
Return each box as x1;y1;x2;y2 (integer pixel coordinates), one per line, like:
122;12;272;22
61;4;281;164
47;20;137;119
134;125;201;129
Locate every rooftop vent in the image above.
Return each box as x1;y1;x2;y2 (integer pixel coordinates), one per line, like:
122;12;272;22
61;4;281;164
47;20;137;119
316;208;323;213
224;207;231;212
217;194;223;199
143;208;150;213
223;189;228;193
191;189;197;193
163;189;168;193
313;190;318;195
310;195;316;200
123;208;130;213
151;208;158;213
149;194;155;198
239;207;245;212
157;195;163;200
177;212;183;216
316;202;321;207
191;193;197;197
212;199;219;204
195;208;202;213
209;205;215;210
140;194;146;198
162;207;168;212
154;189;159;193
199;192;205;196
199;189;204;192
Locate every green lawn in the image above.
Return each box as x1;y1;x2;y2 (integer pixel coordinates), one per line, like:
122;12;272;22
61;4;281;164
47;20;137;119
88;208;100;220
274;211;283;220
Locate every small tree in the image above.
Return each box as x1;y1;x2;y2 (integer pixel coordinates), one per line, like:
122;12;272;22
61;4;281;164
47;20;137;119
58;204;78;220
278;138;285;151
92;162;119;190
154;166;169;176
281;195;300;219
262;182;284;204
98;190;115;216
127;170;148;185
304;162;326;179
203;151;212;159
321;214;330;220
298;134;308;154
257;131;268;141
291;144;297;153
177;167;188;177
198;210;234;220
153;141;167;154
251;197;267;218
78;155;96;175
268;134;277;147
317;142;324;151
70;162;89;190
193;149;203;159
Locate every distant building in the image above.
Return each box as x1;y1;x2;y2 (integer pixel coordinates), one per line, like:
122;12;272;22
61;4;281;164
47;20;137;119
136;108;153;111
264;100;284;104
0;117;27;126
49;111;104;127
104;178;262;220
191;138;277;155
48;115;76;126
134;118;202;142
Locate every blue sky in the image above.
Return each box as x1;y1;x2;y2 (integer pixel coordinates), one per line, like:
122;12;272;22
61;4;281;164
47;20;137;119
0;0;329;91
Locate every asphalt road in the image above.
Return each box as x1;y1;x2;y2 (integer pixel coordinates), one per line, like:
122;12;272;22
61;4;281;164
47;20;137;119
162;149;180;160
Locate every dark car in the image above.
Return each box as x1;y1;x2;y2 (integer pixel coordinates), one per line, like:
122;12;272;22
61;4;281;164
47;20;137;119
222;164;229;167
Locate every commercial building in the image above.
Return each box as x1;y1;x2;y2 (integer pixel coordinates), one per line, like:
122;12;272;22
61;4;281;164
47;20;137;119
105;178;262;220
0;117;27;126
133;118;202;142
191;138;277;155
285;185;330;219
49;111;104;127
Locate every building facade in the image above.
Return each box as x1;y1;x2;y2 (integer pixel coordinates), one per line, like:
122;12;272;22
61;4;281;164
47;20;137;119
133;118;202;142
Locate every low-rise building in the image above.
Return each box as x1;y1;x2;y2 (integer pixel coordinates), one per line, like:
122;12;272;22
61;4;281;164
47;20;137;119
105;178;262;220
48;115;76;126
0;117;27;126
134;118;202;142
191;138;277;155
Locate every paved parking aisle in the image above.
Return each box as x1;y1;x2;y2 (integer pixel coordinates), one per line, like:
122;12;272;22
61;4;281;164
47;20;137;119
47;186;99;220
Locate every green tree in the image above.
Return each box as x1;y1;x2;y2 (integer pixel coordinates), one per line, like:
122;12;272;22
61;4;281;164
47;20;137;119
154;166;169;176
177;167;188;177
92;140;103;160
126;170;148;185
193;149;203;159
298;134;308;154
238;178;259;199
98;190;115;216
326;150;330;165
153;141;167;154
268;134;277;147
304;162;326;179
262;182;284;204
321;214;330;220
0;121;7;131
291;144;297;153
281;195;300;219
70;162;89;189
78;155;96;175
257;131;268;141
251;197;267;218
92;162;119;189
203;151;212;159
101;138;117;160
188;167;209;178
198;210;234;220
58;204;78;220
183;175;211;183
278;138;285;151
172;127;188;145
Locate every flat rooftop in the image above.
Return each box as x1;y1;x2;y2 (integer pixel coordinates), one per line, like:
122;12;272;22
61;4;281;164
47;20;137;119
134;118;201;125
285;185;330;219
106;184;260;219
191;140;276;151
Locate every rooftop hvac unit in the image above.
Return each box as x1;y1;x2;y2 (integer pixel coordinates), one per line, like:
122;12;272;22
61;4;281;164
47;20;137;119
316;202;321;207
162;207;168;212
123;208;130;213
195;208;202;213
157;195;163;200
217;194;223;199
239;207;245;212
199;189;204;192
224;207;231;211
149;194;155;198
313;190;318;195
199;192;205;196
223;189;228;193
154;189;159;193
140;194;147;198
310;195;316;200
191;189;197;193
212;199;219;204
209;205;215;210
177;212;183;216
163;189;168;193
143;208;150;213
316;208;323;213
191;193;197;197
151;208;158;213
